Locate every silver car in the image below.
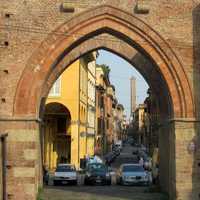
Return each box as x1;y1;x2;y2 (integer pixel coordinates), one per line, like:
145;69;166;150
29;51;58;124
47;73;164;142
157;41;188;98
117;164;149;185
53;164;77;185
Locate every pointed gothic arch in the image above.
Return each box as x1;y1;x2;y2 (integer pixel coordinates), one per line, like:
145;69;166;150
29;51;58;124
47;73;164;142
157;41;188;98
13;5;194;120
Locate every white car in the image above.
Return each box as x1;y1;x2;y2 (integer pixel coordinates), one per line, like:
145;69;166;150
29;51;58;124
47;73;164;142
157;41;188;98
115;140;122;151
117;164;150;186
54;164;77;185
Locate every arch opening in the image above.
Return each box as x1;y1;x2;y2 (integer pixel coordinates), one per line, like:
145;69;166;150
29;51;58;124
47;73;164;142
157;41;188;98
40;33;173;122
40;45;172;195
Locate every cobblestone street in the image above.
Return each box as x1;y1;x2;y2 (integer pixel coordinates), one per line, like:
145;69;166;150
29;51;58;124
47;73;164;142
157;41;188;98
42;185;167;200
42;145;168;200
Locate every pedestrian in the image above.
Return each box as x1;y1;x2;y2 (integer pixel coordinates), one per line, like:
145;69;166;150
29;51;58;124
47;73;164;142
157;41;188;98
139;157;144;166
43;165;49;185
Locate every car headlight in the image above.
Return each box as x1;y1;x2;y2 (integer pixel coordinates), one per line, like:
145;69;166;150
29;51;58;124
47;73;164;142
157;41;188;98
123;176;128;179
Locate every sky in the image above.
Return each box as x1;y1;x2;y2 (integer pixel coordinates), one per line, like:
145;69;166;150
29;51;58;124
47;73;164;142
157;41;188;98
96;50;149;118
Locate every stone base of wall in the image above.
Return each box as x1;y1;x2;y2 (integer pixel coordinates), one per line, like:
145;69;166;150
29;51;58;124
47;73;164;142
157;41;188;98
174;120;200;200
159;120;200;200
0;120;42;200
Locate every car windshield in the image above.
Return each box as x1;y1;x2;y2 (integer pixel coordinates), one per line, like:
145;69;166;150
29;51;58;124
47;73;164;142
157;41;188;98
88;164;107;173
56;165;75;172
122;165;144;172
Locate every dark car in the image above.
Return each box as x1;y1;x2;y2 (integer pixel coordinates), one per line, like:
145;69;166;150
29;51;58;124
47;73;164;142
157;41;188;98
104;152;115;165
113;148;120;157
84;163;111;185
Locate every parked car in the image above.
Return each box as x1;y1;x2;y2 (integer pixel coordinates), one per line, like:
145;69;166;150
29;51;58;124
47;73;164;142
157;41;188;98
84;163;111;185
128;138;135;146
115;140;123;151
104;152;115;165
53;164;78;185
135;143;141;148
132;148;139;155
113;147;120;157
117;164;149;186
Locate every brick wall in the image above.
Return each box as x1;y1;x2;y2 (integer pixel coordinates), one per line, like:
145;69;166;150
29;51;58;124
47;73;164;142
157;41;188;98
0;1;200;200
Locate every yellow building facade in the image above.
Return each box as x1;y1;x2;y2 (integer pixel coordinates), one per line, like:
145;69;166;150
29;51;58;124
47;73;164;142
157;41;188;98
86;54;97;157
43;54;96;170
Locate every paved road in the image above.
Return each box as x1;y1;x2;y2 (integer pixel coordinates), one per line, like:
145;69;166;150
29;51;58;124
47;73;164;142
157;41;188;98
41;144;168;200
111;144;138;169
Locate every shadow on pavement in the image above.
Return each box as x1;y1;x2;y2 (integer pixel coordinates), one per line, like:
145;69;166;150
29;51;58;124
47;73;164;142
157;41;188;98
43;185;168;200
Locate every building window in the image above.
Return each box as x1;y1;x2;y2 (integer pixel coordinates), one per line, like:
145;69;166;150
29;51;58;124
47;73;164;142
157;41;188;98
97;118;102;135
49;77;61;96
99;96;104;108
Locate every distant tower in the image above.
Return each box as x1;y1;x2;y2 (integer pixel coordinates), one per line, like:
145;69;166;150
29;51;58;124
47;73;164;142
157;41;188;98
130;76;136;115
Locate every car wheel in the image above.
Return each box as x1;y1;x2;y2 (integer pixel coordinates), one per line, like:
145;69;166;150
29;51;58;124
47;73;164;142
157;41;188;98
72;180;77;185
84;178;89;185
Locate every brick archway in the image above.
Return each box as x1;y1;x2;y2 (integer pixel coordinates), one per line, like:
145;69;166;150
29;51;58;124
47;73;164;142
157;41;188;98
14;5;194;120
7;4;199;200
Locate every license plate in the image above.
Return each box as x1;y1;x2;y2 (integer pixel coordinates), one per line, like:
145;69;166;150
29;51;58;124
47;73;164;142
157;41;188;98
96;180;101;183
62;181;68;184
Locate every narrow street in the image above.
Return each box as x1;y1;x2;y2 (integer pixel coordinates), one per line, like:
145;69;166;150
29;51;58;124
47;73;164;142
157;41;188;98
42;144;168;200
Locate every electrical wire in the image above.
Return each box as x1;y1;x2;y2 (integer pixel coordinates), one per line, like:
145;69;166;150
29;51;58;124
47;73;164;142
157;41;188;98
0;24;194;49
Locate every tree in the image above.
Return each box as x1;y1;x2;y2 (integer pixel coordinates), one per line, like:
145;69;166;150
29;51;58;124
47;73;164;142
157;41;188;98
96;64;110;77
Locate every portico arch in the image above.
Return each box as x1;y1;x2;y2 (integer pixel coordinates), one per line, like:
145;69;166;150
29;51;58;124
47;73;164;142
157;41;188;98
43;102;71;170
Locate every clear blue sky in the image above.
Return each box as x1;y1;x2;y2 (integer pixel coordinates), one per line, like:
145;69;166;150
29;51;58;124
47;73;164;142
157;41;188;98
96;50;149;118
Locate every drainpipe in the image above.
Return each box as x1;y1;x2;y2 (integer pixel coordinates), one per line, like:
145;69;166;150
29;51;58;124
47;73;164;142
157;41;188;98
78;61;81;168
86;62;88;156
